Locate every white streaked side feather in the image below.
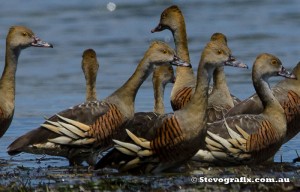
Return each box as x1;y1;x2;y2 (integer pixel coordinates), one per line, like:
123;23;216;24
236;137;247;145
228;139;246;152
119;161;126;165
45;120;61;127
137;149;153;157
138;137;148;142
43;116;96;146
192;149;217;162
238;153;252;159
206;144;222;152
226;146;242;154
33;142;58;149
235;124;250;138
41;124;62;135
56;114;90;132
210;151;237;163
205;136;223;149
57;127;79;139
48;136;73;144
224;119;242;139
58;121;86;138
121;157;141;171
207;131;232;149
126;129;151;149
115;146;136;156
71;138;96;145
113;139;141;153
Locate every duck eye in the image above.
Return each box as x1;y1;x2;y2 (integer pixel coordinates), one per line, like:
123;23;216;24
22;32;27;36
163;50;168;54
271;59;277;65
217;50;223;55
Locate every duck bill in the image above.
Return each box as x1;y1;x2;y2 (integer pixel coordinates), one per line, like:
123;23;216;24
225;55;248;68
31;36;53;48
170;55;191;67
278;66;297;79
151;24;167;33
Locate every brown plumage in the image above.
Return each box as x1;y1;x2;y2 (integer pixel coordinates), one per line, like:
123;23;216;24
151;5;195;111
94;65;175;169
170;87;193;111
7;41;189;166
0;26;53;138
206;33;246;122
95;39;246;173
152;65;175;114
226;62;300;144
81;49;99;101
192;53;296;165
151;5;243;122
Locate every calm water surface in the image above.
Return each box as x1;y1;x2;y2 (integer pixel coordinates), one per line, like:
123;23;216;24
0;0;300;185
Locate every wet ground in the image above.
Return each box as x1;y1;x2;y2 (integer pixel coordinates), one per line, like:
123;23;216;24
0;159;300;191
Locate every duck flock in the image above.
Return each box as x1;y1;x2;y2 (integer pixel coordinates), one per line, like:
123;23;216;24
1;5;300;174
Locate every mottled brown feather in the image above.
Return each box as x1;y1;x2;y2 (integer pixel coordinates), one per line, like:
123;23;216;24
90;103;124;148
247;120;279;152
206;105;232;123
281;90;300;141
151;116;184;162
226;89;300;144
171;87;192;111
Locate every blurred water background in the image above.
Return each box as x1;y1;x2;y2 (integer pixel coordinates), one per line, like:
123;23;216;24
0;0;299;186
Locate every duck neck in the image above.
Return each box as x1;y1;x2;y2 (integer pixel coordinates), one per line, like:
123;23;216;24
108;56;154;117
253;75;283;113
211;66;234;106
172;23;190;64
0;46;20;103
186;61;211;113
152;78;165;114
85;77;97;101
171;22;194;90
176;59;212;128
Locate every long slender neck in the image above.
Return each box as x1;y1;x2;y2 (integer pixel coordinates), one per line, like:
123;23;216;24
173;24;190;63
211;66;234;106
253;71;286;139
85;77;97;101
185;61;211;113
213;67;227;89
152;78;165;114
253;75;282;113
176;59;212;128
0;45;20;103
108;56;153;116
172;21;194;84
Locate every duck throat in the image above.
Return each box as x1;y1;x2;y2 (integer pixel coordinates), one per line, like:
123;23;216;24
108;57;154;117
253;76;286;142
176;61;211;130
211;66;234;106
253;76;282;112
171;27;195;96
153;78;165;114
0;47;20;102
85;81;97;101
172;25;190;64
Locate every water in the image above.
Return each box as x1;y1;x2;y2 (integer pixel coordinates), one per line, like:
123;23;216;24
0;0;300;189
